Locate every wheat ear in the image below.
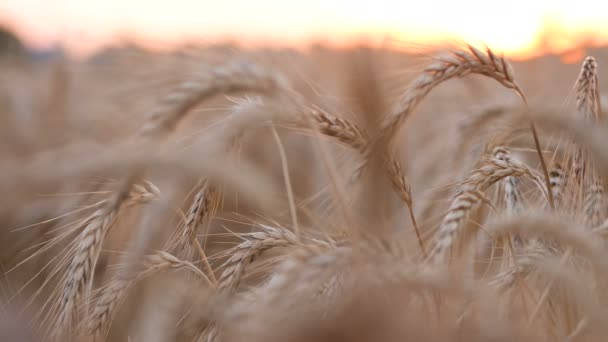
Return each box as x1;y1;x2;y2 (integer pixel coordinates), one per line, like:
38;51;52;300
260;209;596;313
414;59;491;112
574;57;605;228
171;181;219;255
52;181;159;337
378;45;521;144
584;182;605;228
87;251;208;341
575;57;601;122
228;245;345;322
307;107;369;151
504;176;524;215
302;108;422;251
385;156;424;254
503;175;524;247
83;61;283;331
572;57;600;178
428;147;538;264
573;57;599;175
373;44;553;208
217;225;299;291
200;226;301;342
306;108;414;206
549;165;565;206
140;62;289;138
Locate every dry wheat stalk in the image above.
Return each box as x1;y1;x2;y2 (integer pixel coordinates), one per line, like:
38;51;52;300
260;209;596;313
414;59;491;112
573;57;599;172
489;213;608;275
378;45;522;145
87;251;207;341
309;108;414;208
314;271;343;301
53;209;116;337
22;42;608;342
127;181;162;204
217;225;299;291
428;147;539;264
53;181;160;336
549;165;565;205
309;240;405;306
171;181;219;257
371;44;554;208
301;106;421;251
572;57;600;178
385;156;412;209
573;57;604;227
489;264;530;290
575;57;601;122
385;156;424;253
572;148;586;182
584;182;605;228
56;62;286;339
503;175;524;247
488;241;549;290
170;181;219;289
51;60;285;338
504;176;524;215
199;226;301;342
140;62;289;138
229;245;346;321
93;62;285;265
307;107;369;151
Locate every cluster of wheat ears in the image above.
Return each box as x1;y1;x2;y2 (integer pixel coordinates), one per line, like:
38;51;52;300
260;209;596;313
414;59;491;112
5;44;608;342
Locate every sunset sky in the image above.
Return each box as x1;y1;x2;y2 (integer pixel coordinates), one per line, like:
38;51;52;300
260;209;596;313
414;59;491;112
0;1;607;58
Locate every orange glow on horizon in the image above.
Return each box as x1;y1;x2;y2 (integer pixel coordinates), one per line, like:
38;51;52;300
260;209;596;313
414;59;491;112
0;1;607;60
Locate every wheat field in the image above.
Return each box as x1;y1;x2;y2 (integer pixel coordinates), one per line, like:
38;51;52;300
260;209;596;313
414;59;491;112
2;35;608;341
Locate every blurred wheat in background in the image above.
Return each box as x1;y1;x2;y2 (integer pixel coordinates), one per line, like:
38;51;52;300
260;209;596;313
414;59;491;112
3;16;608;342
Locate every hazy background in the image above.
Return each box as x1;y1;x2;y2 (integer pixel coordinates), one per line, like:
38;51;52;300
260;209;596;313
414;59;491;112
1;0;608;59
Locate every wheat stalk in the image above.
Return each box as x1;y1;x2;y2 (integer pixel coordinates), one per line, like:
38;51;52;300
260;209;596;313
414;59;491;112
372;44;554;208
299;106;422;251
572;57;600;177
504;176;524;215
428;147;539;264
170;181;219;257
385;156;424;253
488;240;549;290
52;60;287;339
52;181;159;336
19;42;608;342
217;225;299;291
199;225;301;342
503;175;524;247
140;62;289;138
584;182;605;228
575;57;601;122
306;108;414;207
306;107;369;151
229;245;345;321
56;62;288;339
87;251;208;341
549;165;565;205
576;57;604;230
378;45;521;144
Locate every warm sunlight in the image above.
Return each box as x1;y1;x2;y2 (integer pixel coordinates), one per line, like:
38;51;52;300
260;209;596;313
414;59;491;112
0;1;607;58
